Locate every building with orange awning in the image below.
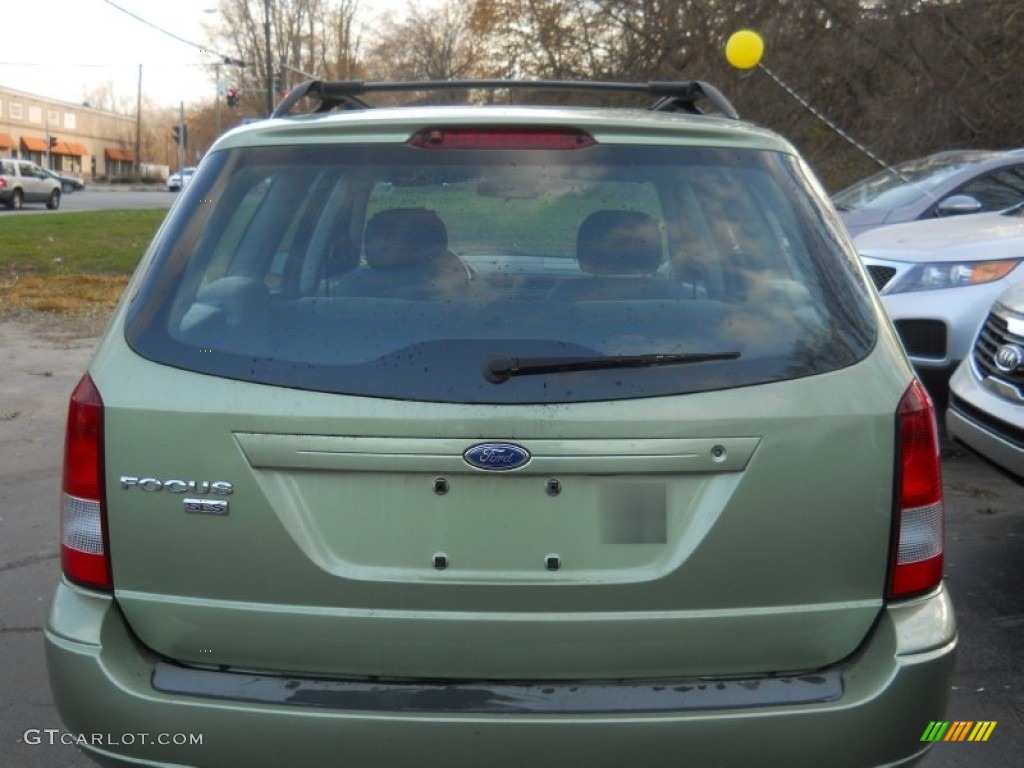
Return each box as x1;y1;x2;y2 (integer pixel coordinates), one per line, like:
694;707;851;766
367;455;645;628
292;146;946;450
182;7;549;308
0;85;143;180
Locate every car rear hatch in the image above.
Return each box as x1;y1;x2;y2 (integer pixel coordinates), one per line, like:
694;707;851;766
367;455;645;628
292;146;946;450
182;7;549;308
96;346;905;681
91;114;905;682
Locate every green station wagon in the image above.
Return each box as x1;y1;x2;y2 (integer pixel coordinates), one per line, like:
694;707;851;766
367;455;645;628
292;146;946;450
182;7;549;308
46;80;954;767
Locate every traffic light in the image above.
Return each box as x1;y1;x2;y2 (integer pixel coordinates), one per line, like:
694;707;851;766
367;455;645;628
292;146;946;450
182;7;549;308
49;136;57;148
226;88;239;108
171;124;188;147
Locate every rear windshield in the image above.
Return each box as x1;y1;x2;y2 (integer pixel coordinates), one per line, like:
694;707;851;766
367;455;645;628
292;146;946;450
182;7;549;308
125;141;875;404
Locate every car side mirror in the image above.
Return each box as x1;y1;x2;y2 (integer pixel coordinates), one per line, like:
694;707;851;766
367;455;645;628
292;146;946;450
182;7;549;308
936;194;983;217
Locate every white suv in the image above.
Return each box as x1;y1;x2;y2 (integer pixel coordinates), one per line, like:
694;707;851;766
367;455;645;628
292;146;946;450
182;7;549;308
0;159;62;210
167;166;197;192
856;203;1024;381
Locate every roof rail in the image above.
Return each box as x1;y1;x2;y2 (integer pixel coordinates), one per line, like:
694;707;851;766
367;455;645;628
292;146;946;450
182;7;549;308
271;79;739;120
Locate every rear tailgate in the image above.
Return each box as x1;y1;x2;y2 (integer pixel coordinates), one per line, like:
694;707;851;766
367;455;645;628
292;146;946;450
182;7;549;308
100;346;906;681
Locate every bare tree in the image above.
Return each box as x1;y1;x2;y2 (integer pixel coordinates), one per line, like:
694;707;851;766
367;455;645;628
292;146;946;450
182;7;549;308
365;1;485;86
715;0;1024;188
81;81;136;115
468;0;608;80
209;0;363;110
324;0;362;80
198;0;1023;190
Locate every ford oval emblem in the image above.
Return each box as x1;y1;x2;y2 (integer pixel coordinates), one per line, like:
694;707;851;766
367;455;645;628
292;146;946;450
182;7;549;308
463;442;531;471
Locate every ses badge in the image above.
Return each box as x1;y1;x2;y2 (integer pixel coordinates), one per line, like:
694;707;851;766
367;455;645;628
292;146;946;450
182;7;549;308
182;498;230;516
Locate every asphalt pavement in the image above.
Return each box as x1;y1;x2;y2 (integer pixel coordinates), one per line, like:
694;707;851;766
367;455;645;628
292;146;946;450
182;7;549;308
0;315;1020;767
0;184;176;214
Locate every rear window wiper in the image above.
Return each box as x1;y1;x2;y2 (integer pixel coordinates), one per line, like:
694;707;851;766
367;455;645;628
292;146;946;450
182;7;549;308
483;351;741;384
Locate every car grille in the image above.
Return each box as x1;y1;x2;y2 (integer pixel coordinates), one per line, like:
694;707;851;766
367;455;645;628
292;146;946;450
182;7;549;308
893;319;946;359
972;311;1024;390
866;265;896;292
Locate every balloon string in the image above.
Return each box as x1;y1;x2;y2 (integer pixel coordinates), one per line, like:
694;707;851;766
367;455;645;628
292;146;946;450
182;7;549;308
757;63;903;178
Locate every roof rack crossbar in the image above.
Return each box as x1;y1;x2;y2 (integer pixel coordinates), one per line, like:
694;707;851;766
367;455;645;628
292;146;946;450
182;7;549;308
271;79;739;120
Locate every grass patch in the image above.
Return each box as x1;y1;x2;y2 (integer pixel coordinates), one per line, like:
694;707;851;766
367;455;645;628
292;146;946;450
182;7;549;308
0;209;164;315
0;274;130;315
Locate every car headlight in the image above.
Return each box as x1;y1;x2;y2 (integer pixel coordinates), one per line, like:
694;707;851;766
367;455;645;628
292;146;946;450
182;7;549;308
885;259;1021;294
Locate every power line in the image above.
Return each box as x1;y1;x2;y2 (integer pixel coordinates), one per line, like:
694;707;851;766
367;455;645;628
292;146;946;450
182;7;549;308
100;0;241;64
0;61;212;69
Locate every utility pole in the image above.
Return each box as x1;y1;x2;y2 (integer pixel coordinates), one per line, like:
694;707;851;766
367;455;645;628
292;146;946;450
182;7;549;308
135;64;142;179
215;61;222;137
178;101;185;173
264;0;273;116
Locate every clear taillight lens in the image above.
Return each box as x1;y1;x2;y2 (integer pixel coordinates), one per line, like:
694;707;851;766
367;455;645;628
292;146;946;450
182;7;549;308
61;374;111;589
888;380;944;598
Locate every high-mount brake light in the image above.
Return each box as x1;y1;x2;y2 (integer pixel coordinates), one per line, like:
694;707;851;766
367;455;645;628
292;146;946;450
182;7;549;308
410;127;596;150
61;374;112;590
888;380;944;599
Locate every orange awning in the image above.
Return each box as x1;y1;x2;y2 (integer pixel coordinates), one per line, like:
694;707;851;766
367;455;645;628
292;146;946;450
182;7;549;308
104;147;135;161
55;141;89;156
20;136;48;152
0;133;15;149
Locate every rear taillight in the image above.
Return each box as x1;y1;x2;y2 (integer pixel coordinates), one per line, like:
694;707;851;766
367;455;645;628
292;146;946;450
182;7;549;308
888;380;944;599
61;374;111;589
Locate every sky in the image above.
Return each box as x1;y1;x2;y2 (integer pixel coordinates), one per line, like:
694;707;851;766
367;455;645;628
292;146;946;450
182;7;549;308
0;0;416;110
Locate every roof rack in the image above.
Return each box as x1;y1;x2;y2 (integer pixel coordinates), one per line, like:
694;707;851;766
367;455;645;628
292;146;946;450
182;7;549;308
271;79;739;120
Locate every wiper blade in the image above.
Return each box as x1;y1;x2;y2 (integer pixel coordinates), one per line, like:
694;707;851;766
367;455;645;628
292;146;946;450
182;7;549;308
483;351;741;384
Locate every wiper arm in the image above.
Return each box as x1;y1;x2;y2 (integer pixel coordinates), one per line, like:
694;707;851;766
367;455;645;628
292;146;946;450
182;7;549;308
483;351;741;384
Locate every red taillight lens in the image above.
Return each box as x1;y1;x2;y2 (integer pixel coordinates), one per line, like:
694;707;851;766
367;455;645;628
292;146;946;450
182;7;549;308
410;127;596;150
888;380;944;599
61;374;111;590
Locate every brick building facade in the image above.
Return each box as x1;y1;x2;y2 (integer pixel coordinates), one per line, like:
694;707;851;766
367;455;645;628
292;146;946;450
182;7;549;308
0;86;137;181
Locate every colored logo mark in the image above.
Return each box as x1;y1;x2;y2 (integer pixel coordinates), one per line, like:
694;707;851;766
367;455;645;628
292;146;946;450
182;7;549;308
921;721;997;742
463;442;531;471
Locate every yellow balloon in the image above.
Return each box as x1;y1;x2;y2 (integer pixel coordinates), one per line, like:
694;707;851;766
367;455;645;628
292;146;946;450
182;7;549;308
725;30;764;70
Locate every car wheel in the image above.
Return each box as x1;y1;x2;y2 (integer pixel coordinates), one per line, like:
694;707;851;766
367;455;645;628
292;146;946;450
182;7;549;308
9;189;23;210
62;182;74;193
46;190;61;210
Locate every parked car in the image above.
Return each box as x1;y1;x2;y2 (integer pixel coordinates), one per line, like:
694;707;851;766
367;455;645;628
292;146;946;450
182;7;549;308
43;168;86;193
856;203;1024;384
0;158;61;210
46;79;954;768
947;281;1024;477
166;166;197;191
833;148;1024;237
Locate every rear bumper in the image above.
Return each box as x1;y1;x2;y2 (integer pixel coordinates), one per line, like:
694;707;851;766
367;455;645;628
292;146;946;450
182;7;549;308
46;580;955;768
